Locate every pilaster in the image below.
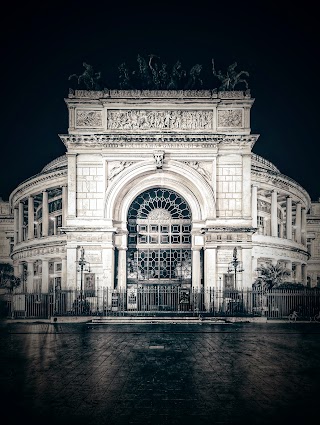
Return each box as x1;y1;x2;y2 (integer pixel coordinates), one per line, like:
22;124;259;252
42;190;49;237
295;202;302;244
28;196;34;240
251;185;258;228
286;196;292;240
41;259;49;293
67;153;77;218
271;190;278;237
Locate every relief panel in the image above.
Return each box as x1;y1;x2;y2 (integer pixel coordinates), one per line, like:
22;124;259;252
107;110;213;130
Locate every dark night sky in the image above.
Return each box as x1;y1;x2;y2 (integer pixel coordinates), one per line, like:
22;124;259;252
1;2;319;202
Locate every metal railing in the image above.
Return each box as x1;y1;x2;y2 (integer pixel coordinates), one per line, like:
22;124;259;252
2;287;320;320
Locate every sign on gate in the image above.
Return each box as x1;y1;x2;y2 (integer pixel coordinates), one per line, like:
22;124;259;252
13;294;26;311
127;288;137;310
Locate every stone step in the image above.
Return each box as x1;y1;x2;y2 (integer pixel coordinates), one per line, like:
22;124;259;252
88;316;230;324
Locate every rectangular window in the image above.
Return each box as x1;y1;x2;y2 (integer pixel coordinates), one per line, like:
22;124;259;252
160;225;169;233
138;235;147;243
171;225;180;233
161;235;169;244
149;235;158;244
171;235;180;244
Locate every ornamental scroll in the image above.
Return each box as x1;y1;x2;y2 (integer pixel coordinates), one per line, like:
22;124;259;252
107;110;213;130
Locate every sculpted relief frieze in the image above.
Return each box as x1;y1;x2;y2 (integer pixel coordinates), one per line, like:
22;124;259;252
183;161;211;181
107;110;213;131
217;109;243;127
76;110;103;127
108;161;134;181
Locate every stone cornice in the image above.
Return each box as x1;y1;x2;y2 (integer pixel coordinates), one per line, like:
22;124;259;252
67;89;252;100
251;169;311;207
11;239;67;261
60;226;117;233
202;227;257;233
10;169;67;207
59;133;259;149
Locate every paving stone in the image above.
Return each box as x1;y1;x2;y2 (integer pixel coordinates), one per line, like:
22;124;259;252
0;322;320;425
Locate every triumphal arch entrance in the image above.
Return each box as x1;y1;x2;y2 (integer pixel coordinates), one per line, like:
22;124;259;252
61;88;257;309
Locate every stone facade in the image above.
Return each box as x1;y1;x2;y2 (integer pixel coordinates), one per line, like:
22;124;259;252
0;89;318;293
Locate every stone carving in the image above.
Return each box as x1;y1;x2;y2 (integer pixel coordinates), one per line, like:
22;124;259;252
219;90;250;98
107;110;213;130
153;151;165;168
68;62;103;90
76;110;102;127
184;161;211;181
212;60;249;91
218;109;243;127
108;161;133;181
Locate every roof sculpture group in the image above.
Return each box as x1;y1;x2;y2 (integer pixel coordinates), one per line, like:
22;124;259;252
68;55;249;92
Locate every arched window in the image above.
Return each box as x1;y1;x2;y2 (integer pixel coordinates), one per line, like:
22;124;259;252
127;188;192;285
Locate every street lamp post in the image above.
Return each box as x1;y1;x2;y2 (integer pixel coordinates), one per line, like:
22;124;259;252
77;246;90;313
227;247;244;290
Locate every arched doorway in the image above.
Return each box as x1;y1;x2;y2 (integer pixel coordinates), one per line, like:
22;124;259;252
127;188;192;288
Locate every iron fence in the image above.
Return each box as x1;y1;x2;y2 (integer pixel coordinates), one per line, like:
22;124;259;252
2;287;320;320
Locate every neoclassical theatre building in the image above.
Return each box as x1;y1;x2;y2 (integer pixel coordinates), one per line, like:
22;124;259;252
1;89;320;293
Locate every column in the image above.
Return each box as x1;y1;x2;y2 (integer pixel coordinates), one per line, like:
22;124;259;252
61;258;67;290
204;247;216;290
18;202;24;243
14;207;19;245
301;208;307;245
52;217;57;235
18;263;25;290
242;154;251;217
251;185;258;228
252;256;258;281
286;260;292;280
102;246;115;290
295;263;302;282
67;153;77;218
42;190;49;237
28;196;34;240
286;196;292;240
295;202;302;244
302;264;307;285
67;246;77;290
241;248;252;289
204;247;216;312
41;259;49;293
26;261;34;293
117;248;127;291
271;190;278;237
192;247;201;289
62;185;68;227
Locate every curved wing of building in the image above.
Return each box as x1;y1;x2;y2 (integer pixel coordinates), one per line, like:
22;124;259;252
1;89;319;294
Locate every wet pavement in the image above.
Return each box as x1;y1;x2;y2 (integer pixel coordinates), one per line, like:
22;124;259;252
0;322;320;425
